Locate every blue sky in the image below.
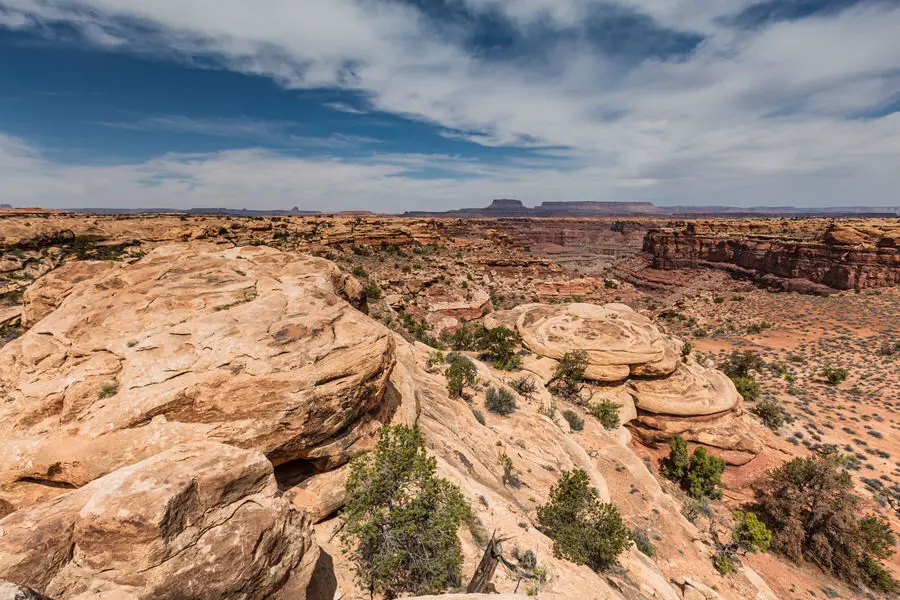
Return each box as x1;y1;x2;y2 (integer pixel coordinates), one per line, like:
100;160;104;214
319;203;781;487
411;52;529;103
0;0;898;211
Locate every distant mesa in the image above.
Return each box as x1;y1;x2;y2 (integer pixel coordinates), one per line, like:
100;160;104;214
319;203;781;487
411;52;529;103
404;199;666;218
0;204;12;210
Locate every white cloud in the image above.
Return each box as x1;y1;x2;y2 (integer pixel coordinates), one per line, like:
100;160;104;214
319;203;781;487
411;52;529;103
0;0;898;208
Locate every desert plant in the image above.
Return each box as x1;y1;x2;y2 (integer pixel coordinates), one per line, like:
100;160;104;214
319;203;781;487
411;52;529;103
822;365;849;385
720;350;765;379
445;356;477;399
756;454;897;593
551;350;589;400
98;382;118;399
509;375;537;400
363;282;383;300
537;469;632;571
562;409;584;431
752;399;791;430
731;376;760;402
486;386;517;415
499;452;521;488
341;425;471;598
478;327;521;370
632;527;656;557
661;436;724;499
589;400;621;430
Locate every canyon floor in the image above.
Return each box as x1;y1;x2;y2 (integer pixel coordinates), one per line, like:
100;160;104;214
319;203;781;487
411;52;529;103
0;213;897;600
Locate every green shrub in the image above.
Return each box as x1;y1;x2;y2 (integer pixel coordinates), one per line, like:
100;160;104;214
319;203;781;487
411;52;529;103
341;425;471;598
686;447;725;500
822;365;849;385
351;266;368;279
98;382;118;399
537;469;632;571
589;401;621;430
551;350;588;400
720;351;765;379
562;409;584;431
752;399;790;430
478;327;521;370
445;356;477;399
486;386;517;415
472;409;485;425
732;511;772;554
661;436;724;499
731;376;760;401
364;282;383;300
756;454;897;593
632;527;656;558
713;552;735;574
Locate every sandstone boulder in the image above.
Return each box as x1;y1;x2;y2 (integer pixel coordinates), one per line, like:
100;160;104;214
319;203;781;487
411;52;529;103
0;442;316;600
627;359;741;417
503;303;676;382
0;244;395;510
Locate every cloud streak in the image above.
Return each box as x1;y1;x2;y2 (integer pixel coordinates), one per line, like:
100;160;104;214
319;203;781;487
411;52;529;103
0;0;898;208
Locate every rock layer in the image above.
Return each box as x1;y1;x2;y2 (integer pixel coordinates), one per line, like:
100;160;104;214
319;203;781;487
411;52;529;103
0;442;316;600
644;220;900;290
0;244;395;510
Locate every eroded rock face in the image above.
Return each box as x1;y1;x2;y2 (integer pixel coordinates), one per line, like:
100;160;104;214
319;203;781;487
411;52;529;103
0;442;316;600
627;359;740;417
0;244;396;510
644;220;900;290
21;261;118;326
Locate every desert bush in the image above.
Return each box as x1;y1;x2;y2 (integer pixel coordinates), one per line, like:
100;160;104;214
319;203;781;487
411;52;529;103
713;552;735;574
822;365;849;385
720;350;765;379
472;409;485;425
363;282;383;300
425;350;444;372
341;425;471;598
537;469;632;571
445;356;477;399
499;453;521;488
681;340;693;360
731;376;761;401
551;350;589;400
562;409;584;431
478;327;521;370
632;528;656;558
752;399;791;430
98;382;118;399
509;375;537;400
756;454;897;593
486;386;517;415
661;436;724;499
589;400;621;430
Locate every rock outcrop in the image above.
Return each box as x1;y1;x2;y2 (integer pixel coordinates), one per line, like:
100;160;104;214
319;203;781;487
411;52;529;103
486;302;760;463
0;442;316;600
644;220;900;290
0;244;396;510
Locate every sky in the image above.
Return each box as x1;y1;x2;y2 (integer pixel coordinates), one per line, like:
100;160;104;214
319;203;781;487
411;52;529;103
0;0;899;212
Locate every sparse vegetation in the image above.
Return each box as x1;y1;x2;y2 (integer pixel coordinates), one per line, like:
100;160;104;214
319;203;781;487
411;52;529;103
562;409;584;431
822;365;849;385
751;399;791;430
660;435;725;499
445;355;477;399
98;382;118;399
589;400;620;430
551;350;588;401
755;453;898;593
341;425;472;598
537;469;632;571
508;375;537;401
485;386;517;415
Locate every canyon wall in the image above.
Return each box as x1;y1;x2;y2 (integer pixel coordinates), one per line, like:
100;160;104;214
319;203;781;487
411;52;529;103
644;220;900;290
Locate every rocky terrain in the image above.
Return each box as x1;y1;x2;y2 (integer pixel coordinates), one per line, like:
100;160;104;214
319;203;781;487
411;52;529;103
644;220;900;291
0;213;898;600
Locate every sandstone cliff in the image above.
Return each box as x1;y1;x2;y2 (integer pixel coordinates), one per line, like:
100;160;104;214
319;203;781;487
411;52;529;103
644;220;900;290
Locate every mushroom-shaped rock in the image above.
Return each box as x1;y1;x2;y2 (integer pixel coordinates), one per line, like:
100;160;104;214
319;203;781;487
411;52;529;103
0;442;317;600
627;359;740;417
515;303;668;382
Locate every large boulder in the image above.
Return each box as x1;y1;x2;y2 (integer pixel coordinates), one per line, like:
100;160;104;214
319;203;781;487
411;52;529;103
0;244;396;510
627;359;741;417
493;303;677;382
0;442;317;600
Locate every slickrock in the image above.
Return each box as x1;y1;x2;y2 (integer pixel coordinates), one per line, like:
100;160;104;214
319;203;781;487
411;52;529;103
499;303;678;381
0;442;316;600
0;244;395;510
21;261;118;326
627;359;740;417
